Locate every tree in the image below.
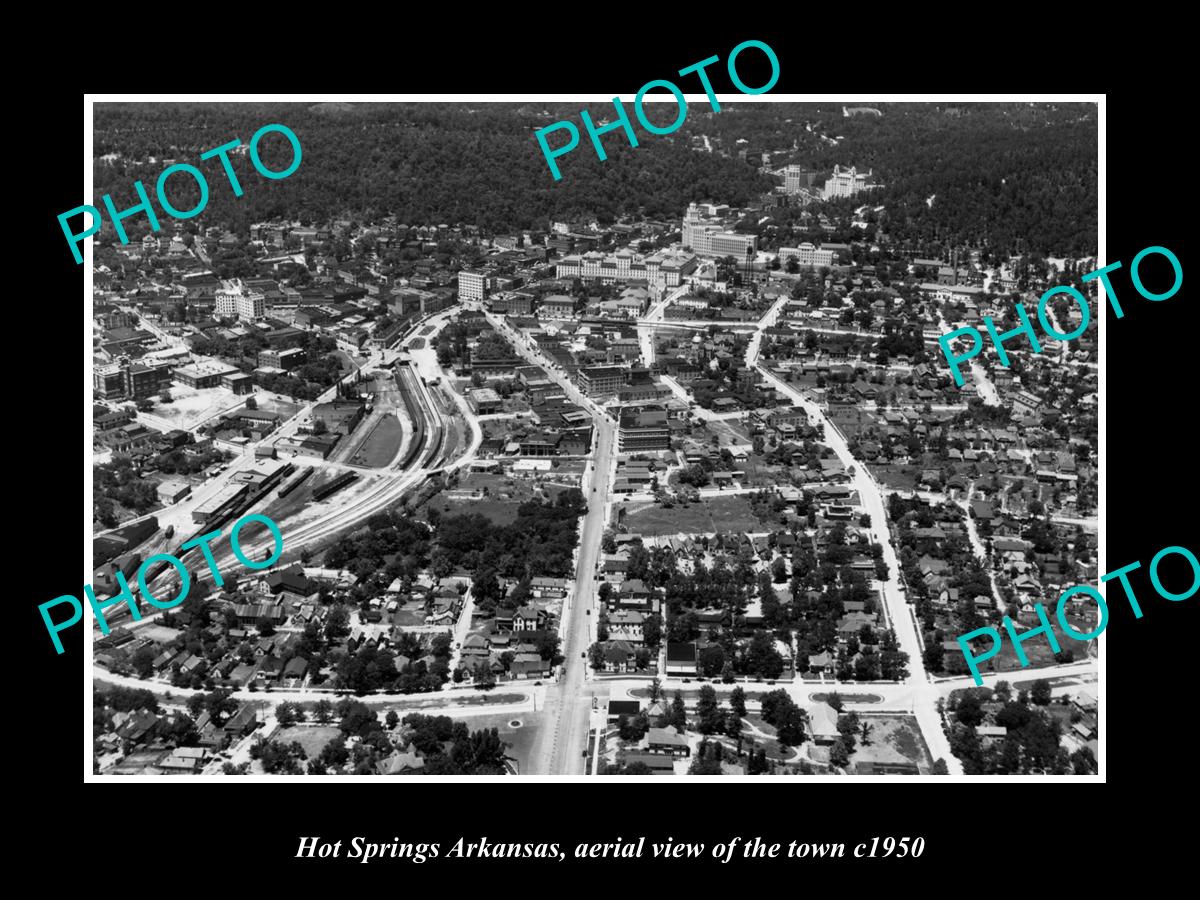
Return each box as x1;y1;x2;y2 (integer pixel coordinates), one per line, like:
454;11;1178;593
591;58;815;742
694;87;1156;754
256;617;276;637
669;691;687;731
825;691;844;712
314;699;333;724
533;630;560;662
385;710;399;729
771;556;788;583
130;645;156;679
275;702;300;728
747;747;770;775
932;758;949;774
775;704;807;747
696;684;723;735
1030;679;1052;706
619;712;650;742
830;738;851;769
588;642;606;671
725;710;744;744
649;677;663;704
324;605;351;642
859;720;874;745
642;614;662;648
729;686;747;719
472;661;496;689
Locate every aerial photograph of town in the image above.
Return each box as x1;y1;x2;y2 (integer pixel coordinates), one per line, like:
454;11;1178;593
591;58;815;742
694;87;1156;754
87;99;1100;778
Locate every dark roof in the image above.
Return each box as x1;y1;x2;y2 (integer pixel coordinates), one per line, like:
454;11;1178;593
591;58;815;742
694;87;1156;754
608;700;640;716
666;641;697;662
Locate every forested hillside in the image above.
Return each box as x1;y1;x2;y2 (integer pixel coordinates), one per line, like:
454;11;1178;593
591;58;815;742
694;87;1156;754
92;102;774;234
690;102;1097;258
93;101;1096;259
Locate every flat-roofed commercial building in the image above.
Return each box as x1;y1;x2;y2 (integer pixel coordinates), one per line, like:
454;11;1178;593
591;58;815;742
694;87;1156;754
191;483;250;524
258;347;306;371
174;361;240;389
779;242;836;268
93;359;174;399
578;365;626;399
618;405;670;451
458;270;487;302
681;202;757;258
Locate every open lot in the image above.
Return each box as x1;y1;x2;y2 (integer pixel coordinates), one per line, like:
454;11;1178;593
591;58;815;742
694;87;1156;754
620;494;772;536
850;714;934;773
255;395;302;420
275;725;342;758
437;711;543;775
869;464;921;492
350;413;403;467
150;382;243;429
986;613;1099;675
425;472;572;525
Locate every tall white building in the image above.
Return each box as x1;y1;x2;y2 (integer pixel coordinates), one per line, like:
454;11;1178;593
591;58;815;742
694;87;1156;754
681;202;757;258
555;248;697;297
822;165;875;200
779;242;836;268
782;165;818;194
215;279;266;321
457;270;487;302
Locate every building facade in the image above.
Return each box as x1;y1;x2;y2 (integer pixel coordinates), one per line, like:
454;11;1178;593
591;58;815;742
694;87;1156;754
779;242;836;268
681;202;758;259
578;365;627;398
457;270;487;302
93;359;173;400
618;405;671;451
822;165;875;200
215;279;266;321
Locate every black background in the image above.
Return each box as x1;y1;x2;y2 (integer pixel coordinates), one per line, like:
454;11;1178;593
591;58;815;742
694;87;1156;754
20;25;1193;882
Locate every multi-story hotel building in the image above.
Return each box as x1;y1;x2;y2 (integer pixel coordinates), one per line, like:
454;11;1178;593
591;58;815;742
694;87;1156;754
779;242;836;268
822;165;875;200
577;365;627;399
457;269;488;302
555;248;698;289
215;279;266;321
680;202;757;258
782;165;820;194
618;405;671;452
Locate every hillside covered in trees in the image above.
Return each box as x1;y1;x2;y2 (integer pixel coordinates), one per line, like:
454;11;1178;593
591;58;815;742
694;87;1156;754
696;101;1097;259
92;102;774;234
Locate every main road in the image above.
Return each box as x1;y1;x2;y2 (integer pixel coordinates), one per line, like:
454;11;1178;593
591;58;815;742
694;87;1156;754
482;311;618;775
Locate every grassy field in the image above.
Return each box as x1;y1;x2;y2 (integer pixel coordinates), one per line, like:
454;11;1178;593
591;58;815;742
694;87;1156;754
851;714;934;772
993;613;1097;673
349;413;404;467
442;711;543;775
622;494;771;536
271;725;342;758
871;464;921;492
